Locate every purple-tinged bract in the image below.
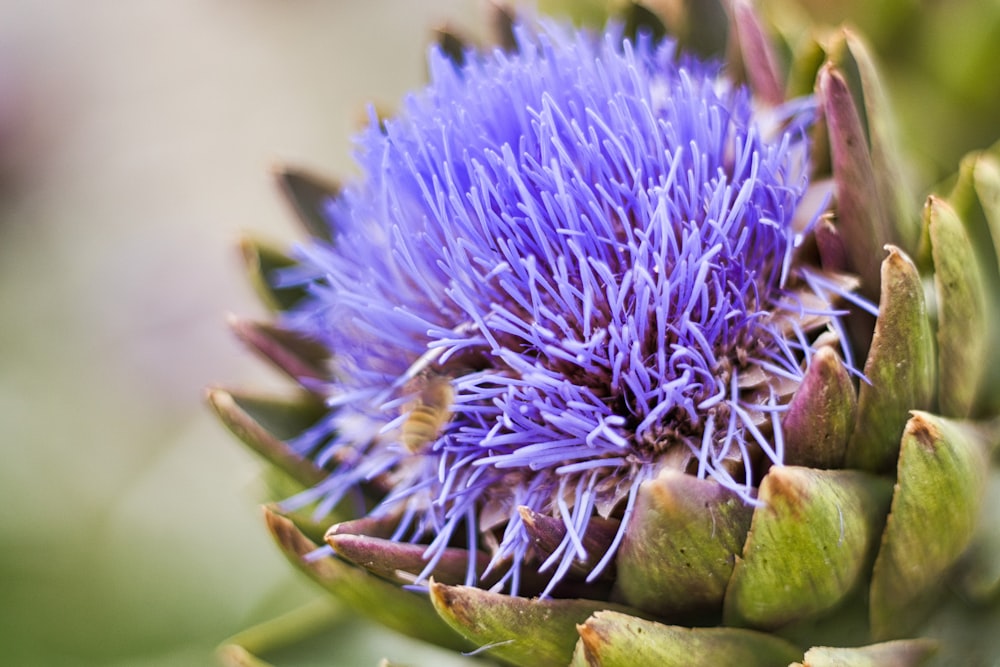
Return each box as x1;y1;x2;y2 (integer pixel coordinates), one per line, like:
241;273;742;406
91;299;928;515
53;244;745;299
279;20;847;596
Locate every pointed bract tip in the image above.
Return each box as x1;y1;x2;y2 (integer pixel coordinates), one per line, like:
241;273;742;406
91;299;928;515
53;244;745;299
870;411;991;640
216;644;272;667
264;505;318;559
575;612;803;667
794;638;938;667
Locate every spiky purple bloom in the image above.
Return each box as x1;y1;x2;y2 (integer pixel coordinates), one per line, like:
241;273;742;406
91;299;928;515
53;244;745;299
279;20;854;596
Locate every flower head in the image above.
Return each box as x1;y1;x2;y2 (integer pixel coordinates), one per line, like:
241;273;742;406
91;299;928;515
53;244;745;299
214;6;1000;664
277;19;853;596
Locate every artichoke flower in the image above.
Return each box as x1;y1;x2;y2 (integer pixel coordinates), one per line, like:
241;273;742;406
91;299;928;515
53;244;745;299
209;2;1000;665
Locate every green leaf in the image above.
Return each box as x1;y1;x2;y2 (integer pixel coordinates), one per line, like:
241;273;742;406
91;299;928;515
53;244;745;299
264;508;471;653
207;388;328;489
217;598;344;667
828;29;919;257
918;580;1000;666
819;63;891;302
622;3;666;44
489;3;517;52
326;532;492;588
791;639;937;667
927;195;989;418
535;0;618;28
517;506;618;582
781;27;827;101
229;316;330;384
428;582;639;667
434;27;470;68
724;467;893;630
678;0;729;57
240;237;308;313
814;216;849;273
218;645;276;667
273;166;338;243
954;460;1000;603
729;0;784;105
783;345;857;469
613;470;753;619
947;134;1000;275
869;412;991;640
973;143;1000;256
571;610;802;667
846;246;935;472
946;143;1000;412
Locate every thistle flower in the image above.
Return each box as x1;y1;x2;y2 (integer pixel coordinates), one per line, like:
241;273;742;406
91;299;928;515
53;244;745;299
211;3;1000;665
277;16;842;595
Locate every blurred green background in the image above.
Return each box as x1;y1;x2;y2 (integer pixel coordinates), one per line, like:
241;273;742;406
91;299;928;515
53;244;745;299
0;2;484;665
0;1;997;666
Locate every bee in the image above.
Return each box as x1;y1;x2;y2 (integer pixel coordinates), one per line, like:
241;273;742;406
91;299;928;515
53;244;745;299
400;374;455;453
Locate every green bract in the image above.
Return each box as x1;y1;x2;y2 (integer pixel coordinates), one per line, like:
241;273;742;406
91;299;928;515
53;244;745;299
211;2;1000;665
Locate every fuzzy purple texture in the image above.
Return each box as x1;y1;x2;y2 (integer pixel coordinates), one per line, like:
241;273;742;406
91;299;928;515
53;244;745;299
279;21;831;595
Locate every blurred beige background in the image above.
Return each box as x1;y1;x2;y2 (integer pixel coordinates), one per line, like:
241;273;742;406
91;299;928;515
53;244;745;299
0;2;484;665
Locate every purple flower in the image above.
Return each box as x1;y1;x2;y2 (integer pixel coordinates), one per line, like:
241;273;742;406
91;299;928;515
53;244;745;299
278;20;856;596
